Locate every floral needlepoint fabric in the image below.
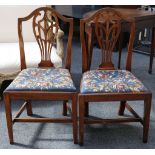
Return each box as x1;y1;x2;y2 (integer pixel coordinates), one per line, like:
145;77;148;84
6;68;76;92
80;70;147;94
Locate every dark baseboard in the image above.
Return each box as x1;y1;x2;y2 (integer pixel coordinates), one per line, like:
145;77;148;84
0;80;12;100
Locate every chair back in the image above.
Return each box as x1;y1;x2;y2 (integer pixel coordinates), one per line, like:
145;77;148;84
18;7;73;70
80;7;135;72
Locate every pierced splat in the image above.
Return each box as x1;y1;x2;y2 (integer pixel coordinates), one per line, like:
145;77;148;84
33;10;59;67
94;11;122;70
80;8;135;72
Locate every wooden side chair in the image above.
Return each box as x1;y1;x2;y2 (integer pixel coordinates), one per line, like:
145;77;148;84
3;7;78;144
79;8;152;145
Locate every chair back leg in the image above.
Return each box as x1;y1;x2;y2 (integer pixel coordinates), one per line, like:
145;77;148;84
26;100;33;116
62;100;68;116
85;102;89;117
118;101;126;116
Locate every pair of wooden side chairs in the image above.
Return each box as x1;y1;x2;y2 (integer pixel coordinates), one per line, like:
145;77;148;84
3;7;152;146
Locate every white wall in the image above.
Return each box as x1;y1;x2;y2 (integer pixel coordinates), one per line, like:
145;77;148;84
0;5;43;42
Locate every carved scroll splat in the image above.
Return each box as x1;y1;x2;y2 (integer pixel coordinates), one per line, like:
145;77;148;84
33;10;59;68
94;11;121;70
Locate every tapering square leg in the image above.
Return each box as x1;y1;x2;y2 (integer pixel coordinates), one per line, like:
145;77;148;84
4;94;14;144
143;95;152;143
79;96;85;146
72;94;78;144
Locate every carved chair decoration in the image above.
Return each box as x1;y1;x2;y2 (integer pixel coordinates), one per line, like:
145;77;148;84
4;7;77;144
79;8;152;145
0;8;65;99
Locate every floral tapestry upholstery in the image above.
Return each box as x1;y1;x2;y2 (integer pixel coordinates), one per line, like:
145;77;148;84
80;70;147;94
6;68;76;92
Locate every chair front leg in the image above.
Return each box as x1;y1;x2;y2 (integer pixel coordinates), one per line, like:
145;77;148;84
26;100;33;116
4;94;14;144
79;96;85;146
118;101;126;116
72;94;78;144
62;100;68;116
143;95;152;143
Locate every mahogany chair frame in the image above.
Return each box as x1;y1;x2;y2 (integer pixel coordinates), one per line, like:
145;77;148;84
79;8;152;146
3;7;78;144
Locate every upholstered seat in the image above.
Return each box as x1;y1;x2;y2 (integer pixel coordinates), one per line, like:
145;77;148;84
6;68;76;92
80;70;147;94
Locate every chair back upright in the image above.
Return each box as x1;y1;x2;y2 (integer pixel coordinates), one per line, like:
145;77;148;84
18;7;73;71
80;7;136;72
